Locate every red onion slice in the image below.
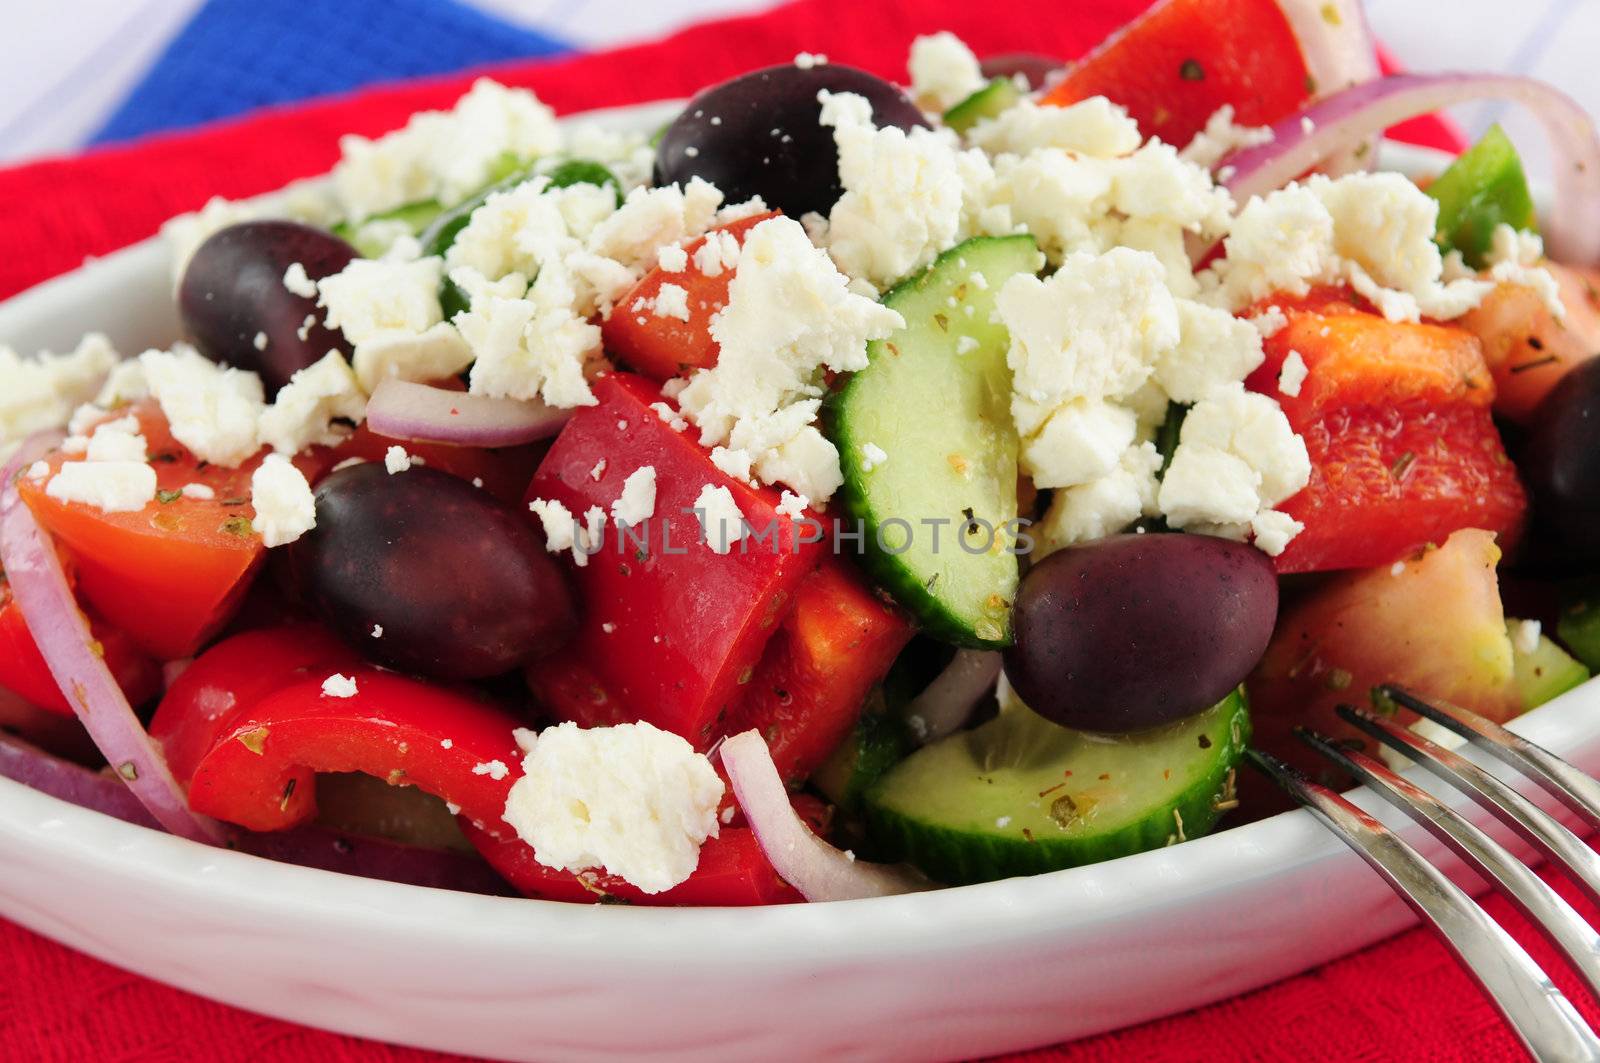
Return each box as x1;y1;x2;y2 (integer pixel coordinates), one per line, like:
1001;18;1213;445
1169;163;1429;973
0;731;510;894
1221;73;1600;266
721;730;927;902
1273;0;1380;176
365;378;572;447
0;468;225;843
903;650;1002;745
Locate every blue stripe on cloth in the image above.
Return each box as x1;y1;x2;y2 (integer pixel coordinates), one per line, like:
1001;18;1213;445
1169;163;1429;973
91;0;573;145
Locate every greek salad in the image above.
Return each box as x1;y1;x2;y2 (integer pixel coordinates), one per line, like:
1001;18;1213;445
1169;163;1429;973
4;0;1600;905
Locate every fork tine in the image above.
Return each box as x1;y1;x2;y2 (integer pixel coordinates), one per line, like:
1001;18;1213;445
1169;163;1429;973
1380;685;1600;833
1338;704;1600;911
1246;748;1600;1061
1296;726;1600;1005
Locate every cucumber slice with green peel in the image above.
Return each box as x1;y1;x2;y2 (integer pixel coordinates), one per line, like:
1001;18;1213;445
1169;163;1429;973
1557;595;1600;673
1510;619;1591;708
863;686;1250;884
943;78;1024;134
333;200;445;257
1427;124;1537;270
825;235;1043;649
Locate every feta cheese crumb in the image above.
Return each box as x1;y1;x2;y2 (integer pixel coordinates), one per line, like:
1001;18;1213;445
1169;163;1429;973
906;32;985;112
776;490;809;519
1248;305;1289;339
140;344;266;467
25;460;48;481
1512;618;1543;656
794;51;829;70
253;332;269;352
656;244;688;272
1278;350;1309;398
384;445;412;474
1249;510;1304;557
694;483;747;554
651;283;691;322
1179;105;1274;169
859;442;888;471
611;465;657;525
650;401;688;432
180;482;214;500
589;458;607;481
371;624;384;638
257;352;366;454
0;333;120;453
45;462;157;513
501;721;724;894
440;738;453;749
283;262;318;298
321;673;358;698
1158;385;1310;535
601;621;617;634
249;452;317;548
472;759;510;780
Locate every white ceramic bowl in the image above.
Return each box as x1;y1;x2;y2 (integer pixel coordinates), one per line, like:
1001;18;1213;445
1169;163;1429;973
0;107;1592;1061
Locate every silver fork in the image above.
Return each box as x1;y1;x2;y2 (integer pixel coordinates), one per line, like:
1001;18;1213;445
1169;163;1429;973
1249;684;1600;1061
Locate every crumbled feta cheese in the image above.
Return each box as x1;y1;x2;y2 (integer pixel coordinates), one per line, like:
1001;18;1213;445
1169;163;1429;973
859;442;888;472
693;230;742;277
1158;384;1310;531
651;283;691;321
694;483;747;554
1179;105;1274;169
1248;305;1289;339
588;458;607;482
820;90;969;287
1250;509;1304;556
776;490;809;519
178;482;213;501
501;720;724;894
1021;398;1139;489
318;256;446;344
672;216;902;503
529;497;602;567
650;401;689;432
906;32;986;112
587;178;723;275
611;466;657;525
656;244;688;272
0;334;120;453
140;345;266;467
472;759;510;780
794;51;829;71
25;461;49;481
967;97;1142;158
283;262;318;299
1278;350;1309;398
257;352;366;454
45;461;157;513
372;624;384;638
1484;223;1565;319
253;332;270;352
601;621;617;634
85;416;148;463
1155;300;1265;404
384;445;412;474
332;78;562;219
321;673;358;698
249;452;317;548
1036;442;1162;552
458;261;601;409
1512;618;1543;657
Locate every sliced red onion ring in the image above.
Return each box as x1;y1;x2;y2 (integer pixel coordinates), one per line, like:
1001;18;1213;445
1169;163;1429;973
1273;0;1380;176
365;378;572;447
0;732;510;894
903;649;1002;746
0;463;225;843
1221;74;1600;266
721;730;927;902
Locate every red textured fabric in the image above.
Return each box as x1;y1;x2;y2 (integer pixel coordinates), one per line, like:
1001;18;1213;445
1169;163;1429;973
0;1;1489;1060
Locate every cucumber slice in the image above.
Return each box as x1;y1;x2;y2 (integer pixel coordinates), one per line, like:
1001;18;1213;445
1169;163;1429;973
333;199;444;257
825;235;1042;648
1510;619;1590;708
863;686;1250;884
944;78;1024;134
1557;595;1600;673
1427;124;1537;270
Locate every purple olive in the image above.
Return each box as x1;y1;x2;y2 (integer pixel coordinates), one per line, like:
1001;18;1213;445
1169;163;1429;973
654;64;928;218
1522;358;1600;563
179;221;356;397
980;53;1066;92
288;464;575;680
1004;533;1278;733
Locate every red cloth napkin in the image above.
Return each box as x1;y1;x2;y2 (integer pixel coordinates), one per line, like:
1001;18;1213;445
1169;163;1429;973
0;1;1516;1060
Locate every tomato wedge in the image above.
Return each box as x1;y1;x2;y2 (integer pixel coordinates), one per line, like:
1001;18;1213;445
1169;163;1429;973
1042;0;1312;147
16;401;287;659
600;212;777;382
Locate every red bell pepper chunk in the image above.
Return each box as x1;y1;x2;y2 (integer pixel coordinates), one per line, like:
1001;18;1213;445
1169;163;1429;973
524;373;825;747
599;211;778;382
725;560;913;786
319;423;543;508
1243;291;1526;573
184;667;523;833
0;565;160;718
1042;0;1313;148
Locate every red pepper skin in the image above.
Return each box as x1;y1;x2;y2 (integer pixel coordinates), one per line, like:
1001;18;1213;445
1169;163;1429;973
184;668;523;833
151;623;362;786
461;794;828;905
600;212;778;382
726;560;913;786
524;373;825;747
0;576;161;718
